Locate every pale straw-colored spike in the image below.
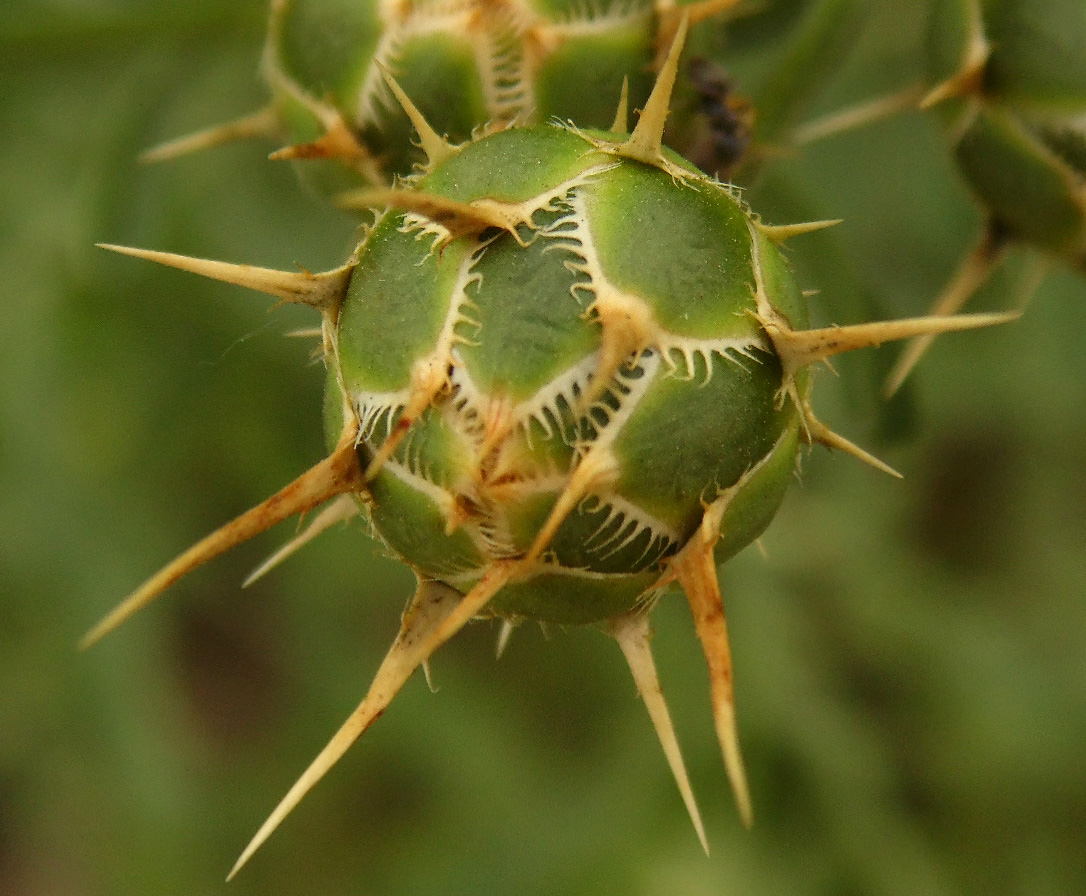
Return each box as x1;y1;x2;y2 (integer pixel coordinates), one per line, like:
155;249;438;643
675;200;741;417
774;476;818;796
337;188;529;245
754;218;843;244
611;77;630;134
495;618;516;659
376;63;458;169
81;424;363;651
227;579;463;880
621;14;689;167
920;1;990;109
97;244;354;311
790;85;926;146
668;497;753;828
140;106;281;163
800;403;902;479
524;447;621;565
771;310;1019;387
884;226;1011;397
243;494;360;587
412;560;524;675
921;66;985;109
1009;253;1051;314
654;0;743;66
609;611;709;854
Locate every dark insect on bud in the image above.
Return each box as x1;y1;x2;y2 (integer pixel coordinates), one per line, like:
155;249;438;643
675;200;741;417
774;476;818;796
681;57;755;178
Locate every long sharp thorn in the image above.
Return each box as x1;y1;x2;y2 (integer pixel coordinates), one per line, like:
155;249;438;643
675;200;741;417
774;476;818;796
140;106;281;163
227;579;462;880
623;14;689;165
755;219;842;244
337;189;528;245
802;407;902;479
610;611;709;854
776;311;1018;377
670;502;753;828
376;64;457;169
884;227;1010;397
415;560;523;665
285;327;323;339
81;426;362;650
525;447;620;565
920;3;990;109
790;85;926;146
611;77;630;134
654;0;742;67
97;244;354;310
244;494;360;587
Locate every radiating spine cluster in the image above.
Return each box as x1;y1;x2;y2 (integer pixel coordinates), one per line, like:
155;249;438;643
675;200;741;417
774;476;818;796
86;22;1017;876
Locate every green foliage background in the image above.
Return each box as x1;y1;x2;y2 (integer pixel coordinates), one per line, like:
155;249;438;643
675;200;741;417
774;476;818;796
1;1;1084;894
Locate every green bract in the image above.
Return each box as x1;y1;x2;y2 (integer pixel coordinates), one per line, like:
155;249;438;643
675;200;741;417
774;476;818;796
885;0;1085;393
90;30;1008;876
150;0;744;193
333;122;804;622
928;0;1086;259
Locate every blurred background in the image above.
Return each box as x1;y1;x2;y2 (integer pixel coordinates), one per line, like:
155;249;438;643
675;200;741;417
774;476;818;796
1;1;1084;894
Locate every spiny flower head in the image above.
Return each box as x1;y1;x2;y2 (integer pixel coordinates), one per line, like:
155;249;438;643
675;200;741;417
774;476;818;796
89;25;1013;878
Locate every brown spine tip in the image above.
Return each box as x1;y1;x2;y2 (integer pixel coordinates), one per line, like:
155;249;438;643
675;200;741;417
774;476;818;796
667;498;753;828
268;112;367;162
921;0;990;108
